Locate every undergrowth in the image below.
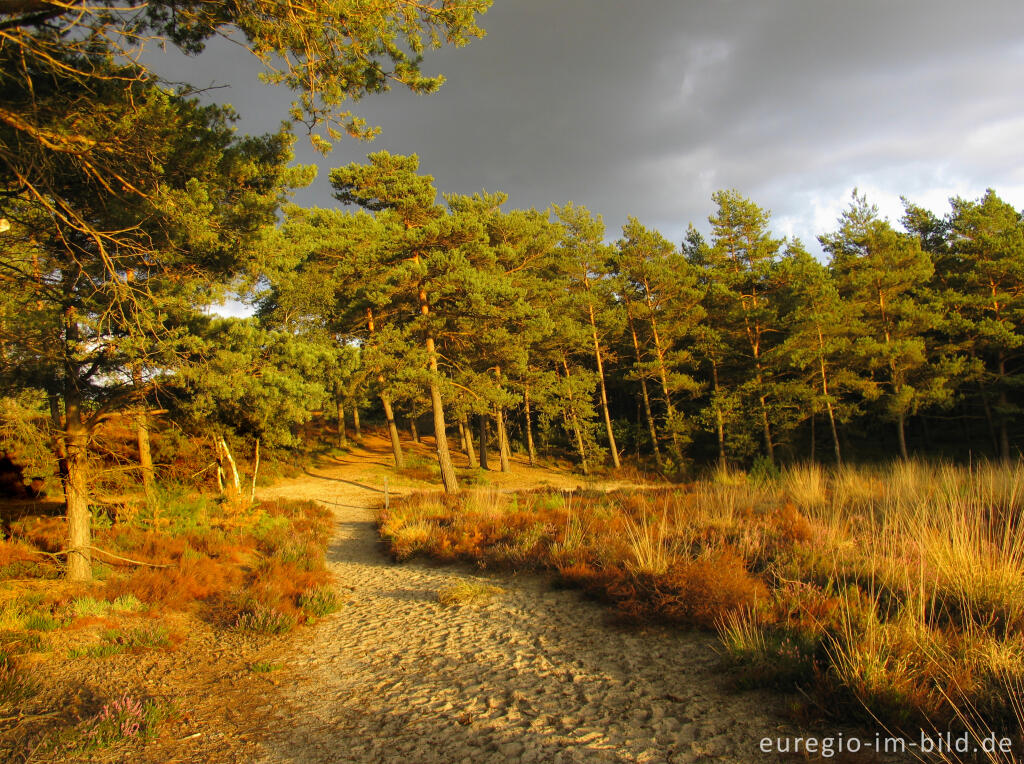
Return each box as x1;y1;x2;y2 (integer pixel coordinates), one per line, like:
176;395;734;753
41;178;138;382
379;460;1024;751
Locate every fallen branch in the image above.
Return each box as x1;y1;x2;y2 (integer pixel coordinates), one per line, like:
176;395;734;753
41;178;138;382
28;546;171;568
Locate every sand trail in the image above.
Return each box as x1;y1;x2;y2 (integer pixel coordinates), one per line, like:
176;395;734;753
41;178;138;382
253;436;809;763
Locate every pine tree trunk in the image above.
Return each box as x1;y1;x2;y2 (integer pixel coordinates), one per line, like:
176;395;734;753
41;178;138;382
809;412;815;462
710;359;726;469
825;400;842;466
561;358;589;475
756;366;774;464
647;305;683;460
380;392;405;469
897;411;909;461
627;305;661;468
478;414;489;470
131;368;156;501
136;409;156;502
461;416;478;468
427;363;459;493
587;302;620;469
457;418;467;452
496;408;511;472
336;397;348;448
493;366;511;472
524;384;537;467
409;415;419;443
817;347;842;466
352;406;361;439
63;393;91;582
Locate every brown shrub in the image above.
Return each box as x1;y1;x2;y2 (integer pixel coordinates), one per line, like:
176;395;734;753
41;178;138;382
105;555;243;610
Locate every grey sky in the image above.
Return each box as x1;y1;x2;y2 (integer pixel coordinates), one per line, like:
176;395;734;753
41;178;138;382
152;0;1024;253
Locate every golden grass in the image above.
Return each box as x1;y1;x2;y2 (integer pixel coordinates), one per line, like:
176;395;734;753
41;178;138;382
381;459;1024;742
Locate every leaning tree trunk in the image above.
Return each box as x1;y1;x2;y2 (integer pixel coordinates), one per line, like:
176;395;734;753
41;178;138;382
380;393;405;469
586;300;620;469
63;391;91;582
366;308;404;469
561;357;589;475
352;406;361;439
897;410;909;461
627;304;662;468
645;295;683;461
461;416;478;468
412;261;458;492
409;415;419;444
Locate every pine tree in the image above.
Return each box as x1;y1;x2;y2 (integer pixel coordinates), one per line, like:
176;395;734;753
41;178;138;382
821;191;951;459
706;190;787;464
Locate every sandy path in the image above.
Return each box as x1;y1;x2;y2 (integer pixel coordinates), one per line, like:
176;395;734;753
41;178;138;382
252;438;806;763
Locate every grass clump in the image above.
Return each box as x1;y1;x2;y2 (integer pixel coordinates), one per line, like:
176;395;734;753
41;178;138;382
234;604;297;635
436;581;503;607
297;585;343;618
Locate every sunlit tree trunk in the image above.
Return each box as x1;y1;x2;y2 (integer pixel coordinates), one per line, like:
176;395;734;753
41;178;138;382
63;377;91;582
627;303;661;468
561;357;589;475
336;396;348;449
523;383;537;467
367;308;404;469
478;414;488;470
585;297;619;469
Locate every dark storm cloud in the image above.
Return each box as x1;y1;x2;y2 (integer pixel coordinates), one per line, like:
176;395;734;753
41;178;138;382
149;1;1024;251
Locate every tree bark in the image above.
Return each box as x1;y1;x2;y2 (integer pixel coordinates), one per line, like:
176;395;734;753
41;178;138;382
131;368;155;501
627;304;661;468
496;409;511;472
336;396;348;449
136;409;156;502
409;415;419;443
461;415;478;468
645;294;683;461
494;366;511;472
710;358;727;469
380;393;405;469
523;383;537;467
561;357;589;475
586;300;620;469
478;414;488;470
63;390;91;582
352;405;361;439
897;411;909;461
366;307;403;468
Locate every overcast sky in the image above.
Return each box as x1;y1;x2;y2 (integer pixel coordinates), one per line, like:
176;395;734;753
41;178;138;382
151;0;1024;255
